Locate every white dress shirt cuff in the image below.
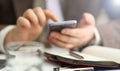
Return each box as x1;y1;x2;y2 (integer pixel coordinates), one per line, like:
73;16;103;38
91;28;101;45
0;25;15;53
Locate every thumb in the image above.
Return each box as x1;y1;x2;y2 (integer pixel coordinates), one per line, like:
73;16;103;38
77;13;95;28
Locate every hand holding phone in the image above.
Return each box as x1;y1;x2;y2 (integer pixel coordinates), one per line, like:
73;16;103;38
48;20;77;33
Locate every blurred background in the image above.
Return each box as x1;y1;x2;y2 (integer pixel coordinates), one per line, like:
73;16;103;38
0;0;120;30
62;0;120;25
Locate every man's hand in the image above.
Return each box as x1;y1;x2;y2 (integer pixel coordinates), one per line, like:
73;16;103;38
4;7;58;45
48;13;95;49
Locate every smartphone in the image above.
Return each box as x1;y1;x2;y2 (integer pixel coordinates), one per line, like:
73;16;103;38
48;20;77;33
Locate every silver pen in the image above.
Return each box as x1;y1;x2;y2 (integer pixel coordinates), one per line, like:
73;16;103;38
69;50;84;59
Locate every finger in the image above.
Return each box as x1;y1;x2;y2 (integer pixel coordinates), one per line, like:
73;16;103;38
17;16;31;28
23;9;39;26
62;27;94;37
48;36;74;48
61;28;83;37
84;13;95;25
44;10;59;22
33;7;46;26
49;32;79;44
78;13;95;28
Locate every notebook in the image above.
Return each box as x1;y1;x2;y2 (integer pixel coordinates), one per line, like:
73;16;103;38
44;46;120;68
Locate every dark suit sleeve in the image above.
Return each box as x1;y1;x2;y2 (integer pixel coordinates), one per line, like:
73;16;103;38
97;23;120;49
